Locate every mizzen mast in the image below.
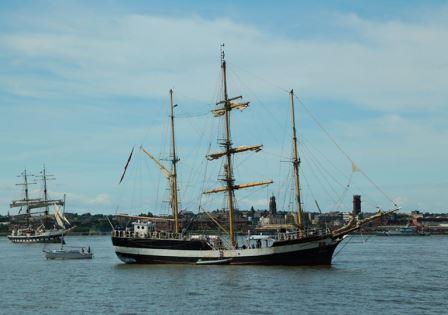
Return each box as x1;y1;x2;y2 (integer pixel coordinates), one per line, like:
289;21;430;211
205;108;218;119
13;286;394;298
140;90;180;234
169;89;180;234
289;89;304;231
204;45;273;247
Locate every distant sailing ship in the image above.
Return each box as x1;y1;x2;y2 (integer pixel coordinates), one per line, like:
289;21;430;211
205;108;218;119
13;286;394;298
8;167;72;243
112;47;397;265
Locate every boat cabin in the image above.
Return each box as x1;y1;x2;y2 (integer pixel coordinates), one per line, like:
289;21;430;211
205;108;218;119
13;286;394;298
132;221;155;238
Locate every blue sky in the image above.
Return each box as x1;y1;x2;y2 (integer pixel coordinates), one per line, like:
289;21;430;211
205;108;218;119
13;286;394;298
1;0;447;215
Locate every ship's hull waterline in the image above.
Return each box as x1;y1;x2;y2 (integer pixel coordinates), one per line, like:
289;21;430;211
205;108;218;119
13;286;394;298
112;236;341;265
8;234;62;243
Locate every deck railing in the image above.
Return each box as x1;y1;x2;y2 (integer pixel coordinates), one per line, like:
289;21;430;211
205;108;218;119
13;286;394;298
274;228;331;241
112;229;183;240
112;227;332;247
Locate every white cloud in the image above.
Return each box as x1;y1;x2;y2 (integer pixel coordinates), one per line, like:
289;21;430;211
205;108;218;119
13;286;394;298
63;192;112;208
1;4;448;213
1;10;447;110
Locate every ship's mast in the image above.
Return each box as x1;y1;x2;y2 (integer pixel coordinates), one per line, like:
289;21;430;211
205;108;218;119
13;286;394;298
140;90;180;234
14;169;36;225
169;89;180;234
221;49;237;247
39;165;60;226
289;90;304;230
42;166;49;216
23;169;31;225
204;46;273;247
23;170;30;209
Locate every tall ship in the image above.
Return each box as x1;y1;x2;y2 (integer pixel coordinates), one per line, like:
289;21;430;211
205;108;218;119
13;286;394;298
8;167;71;243
112;48;397;265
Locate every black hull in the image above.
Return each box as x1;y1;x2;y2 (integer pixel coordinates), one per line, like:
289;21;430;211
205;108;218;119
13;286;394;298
116;244;337;265
112;236;341;266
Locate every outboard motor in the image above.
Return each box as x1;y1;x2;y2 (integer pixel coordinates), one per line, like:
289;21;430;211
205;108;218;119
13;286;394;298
353;195;361;216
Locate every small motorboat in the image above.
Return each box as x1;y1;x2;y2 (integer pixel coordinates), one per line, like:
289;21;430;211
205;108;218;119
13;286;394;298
45;246;93;260
196;258;232;265
43;203;93;260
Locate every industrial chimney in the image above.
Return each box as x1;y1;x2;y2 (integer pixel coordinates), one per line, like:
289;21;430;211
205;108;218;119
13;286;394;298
353;195;361;215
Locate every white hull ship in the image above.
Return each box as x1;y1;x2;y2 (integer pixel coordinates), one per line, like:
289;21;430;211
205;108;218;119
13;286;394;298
8;167;71;244
9;227;64;243
112;47;397;265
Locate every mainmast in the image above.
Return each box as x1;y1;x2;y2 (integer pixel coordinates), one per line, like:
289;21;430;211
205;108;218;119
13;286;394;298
22;169;31;224
169;89;180;234
37;165;60;226
221;48;236;248
204;45;272;247
140;90;180;234
289;90;304;230
23;170;30;210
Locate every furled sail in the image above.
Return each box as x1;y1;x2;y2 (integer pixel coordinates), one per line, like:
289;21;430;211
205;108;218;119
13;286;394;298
206;145;263;161
204;180;273;194
212;96;250;117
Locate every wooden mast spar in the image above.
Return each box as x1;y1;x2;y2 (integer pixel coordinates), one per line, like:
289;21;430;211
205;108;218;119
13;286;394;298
204;46;273;248
140;90;180;234
22;170;31;226
289;90;305;231
12;170;35;226
169;89;180;234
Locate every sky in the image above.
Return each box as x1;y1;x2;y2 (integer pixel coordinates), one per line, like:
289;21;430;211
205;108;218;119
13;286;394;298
1;0;447;215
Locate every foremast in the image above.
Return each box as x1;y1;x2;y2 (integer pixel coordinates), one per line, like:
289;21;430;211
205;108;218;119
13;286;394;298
204;46;272;247
14;169;34;225
140;90;180;234
289;90;305;231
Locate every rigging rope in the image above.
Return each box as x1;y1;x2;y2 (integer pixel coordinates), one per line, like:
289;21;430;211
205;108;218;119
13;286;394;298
333;235;354;259
302;135;381;210
334;172;353;212
301;145;340;203
228;60;397;210
296;95;398;207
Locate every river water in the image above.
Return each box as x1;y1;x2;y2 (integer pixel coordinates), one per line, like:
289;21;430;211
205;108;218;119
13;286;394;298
0;235;446;314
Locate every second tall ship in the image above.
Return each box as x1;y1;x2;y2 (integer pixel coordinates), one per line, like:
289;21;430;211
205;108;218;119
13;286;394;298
112;48;397;265
8;167;71;243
